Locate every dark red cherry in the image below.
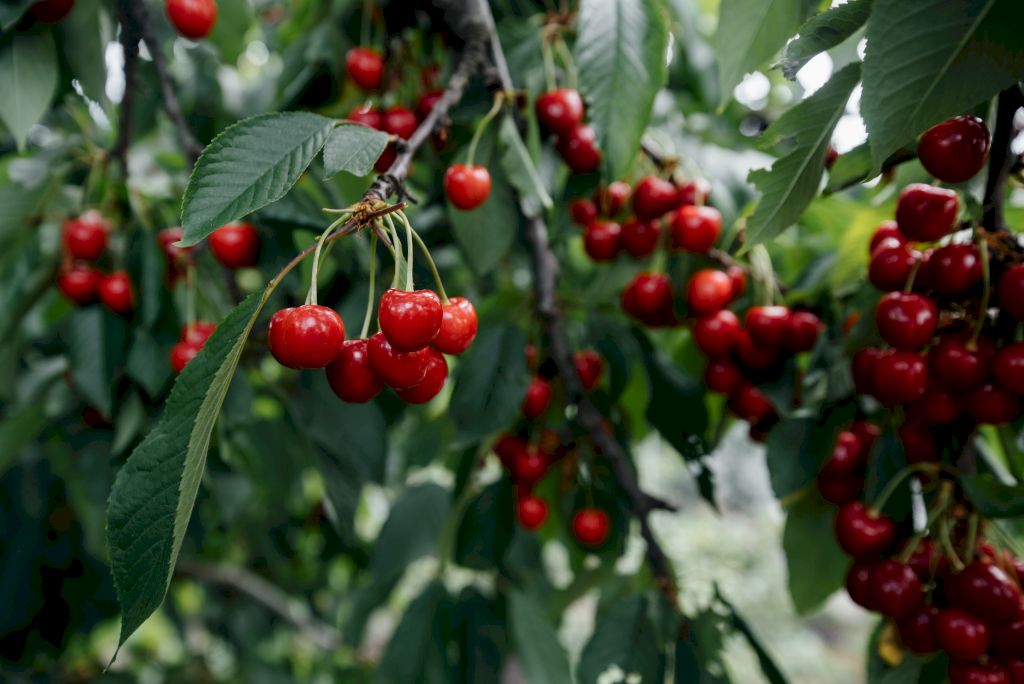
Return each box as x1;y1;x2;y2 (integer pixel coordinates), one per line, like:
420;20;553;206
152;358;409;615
687;269;733;316
583;220;622;261
1000;265;1024;321
819;431;866;479
871;560;923;619
622;272;674;324
165;0;217;39
444;164;492;210
181;321;216;346
670;205;721;254
834;502;896;559
513;448;548;486
572;508;610;547
734;329;779;370
416;90;443;122
378;288;443;352
494;433;528;470
522;377;552;419
396;348;448;404
818;475;864;505
896;183;959;242
29;0;75;23
846;561;879;610
374;144;397;173
209;222;260;268
349;104;382;129
965;383;1022;425
947;562;1023;623
869;220;905;253
926;243;982;295
911;388;962;426
366;332;431;390
345;47;384;91
620;217;661;258
907;539;950;581
851;347;882;396
557;124;601;174
170;341;200;374
919;115;991;184
574;351;603;391
274;304;346;369
929;334;995;392
632;176;678;220
595;181;631;216
850;421;882;449
326;339;384;403
898;421;938;463
705;359;742;394
728;383;774;423
570;199;599;226
897;605;940;654
535;89;585;137
875;292;938;350
99;271;134;316
745;306;791;348
784;311;822;353
62;211;108;261
693;310;742;358
433;297;477;355
933;609;990;662
726;265;747;299
382;106;418;140
869;240;918;291
517;496;549;530
994;343;1024;394
871;350;928;407
994;618;1024;659
947;662;1011;684
57;265;102;305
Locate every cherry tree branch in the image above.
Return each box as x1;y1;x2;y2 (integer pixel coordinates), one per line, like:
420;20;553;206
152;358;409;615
982;85;1024;233
112;0;140;177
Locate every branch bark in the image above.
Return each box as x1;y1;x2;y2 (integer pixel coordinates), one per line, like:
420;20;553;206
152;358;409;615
112;0;140;177
982;85;1024;233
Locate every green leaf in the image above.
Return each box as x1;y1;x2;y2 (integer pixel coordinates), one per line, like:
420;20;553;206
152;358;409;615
369;483;451;581
578;595;662;684
823;142;871;193
126;329;171;399
374;582;447;684
675;609;731;683
715;0;807;103
861;0;1024;173
0;0;33;29
322;124;389;179
180;112;336;245
58;0;111;103
575;0;668;179
782;495;848;614
778;0;872;79
450;322;530;444
746;62;861;245
0;403;47;477
0;32;58;150
498;114;552;213
69;308;122;417
455;480;516;570
508;590;573;684
107;290;269;652
960;473;1024;518
717;587;788;684
764;401;856;499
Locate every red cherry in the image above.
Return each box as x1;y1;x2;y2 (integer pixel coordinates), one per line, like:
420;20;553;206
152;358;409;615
416;91;443;121
728;383;774;423
851;347;882;396
734;329;779;370
444;164;491;210
535;89;584;137
965;383;1022;425
910;388;962;426
907;539;950;581
517;496;549;530
919;116;991;184
366;332;431;390
994;618;1024;659
522;377;552;419
784;311;822;353
572;508;610;547
676;179;711;207
378;288;443;352
929;334;995;392
374;144;397;173
947;562;1024;623
620;217;661;258
726;265;747;299
274;304;346;369
622;272;674;324
745;306;791;348
705;360;742;394
693;310;742;358
871;350;928;407
595;181;631;216
850;421;881;449
818;474;864;505
165;0;217;39
687;269;733;316
433;297;477;355
382;106;417;141
326;338;384;403
869;240;918;291
169;342;200;375
158;227;191;280
209;222;259;268
934;609;990;662
570;199;599;226
947;662;1011;684
896;183;959;242
557;124;601;174
1007;660;1024;684
875;292;938;350
268;308;297;368
897;605;940;654
632;176;679;220
494;433;528;470
846;561;880;609
871;560;923;619
345;47;384;91
670;205;721;254
349;104;382;129
513;448;548;486
99;271;134;316
57;266;102;305
819;431;866;479
925;243;982;295
898;421;938;463
180;321;216;346
1000;265;1024;321
994;343;1024;394
869;220;905;253
583;220;622;261
29;0;75;23
574;351;603;391
396;348;448;404
62;212;108;261
834;502;896;559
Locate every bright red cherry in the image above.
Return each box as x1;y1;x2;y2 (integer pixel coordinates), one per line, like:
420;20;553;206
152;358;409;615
345;47;384;91
622;272;674;324
572;508;610;547
846;561;879;609
595;181;631;216
818;475;864;505
349;104;382;129
834;502;896;558
919;116;991;184
869;240;918;291
734;329;779;370
517;496;549;530
632;176;678;220
947;562;1023;623
705;359;742;394
965;383;1022;425
522;377;552;419
535;89;584;137
784;311;822;353
325;339;384;403
557;124;601;174
726;265;747;299
687;269;733;316
728;383;774;423
29;0;74;23
99;271;134;316
396;349;448;404
1000;265;1024;321
62;212;108;261
444;164;491;210
929;334;995;392
270;304;345;369
378;288;443;352
57;266;102;305
382;106;417;140
570;199;599;226
897;605;940;654
925;243;982;295
875;292;938;350
994;343;1024;394
574;351;603;390
871;350;928;407
513;448;548;486
433;297;477;355
165;0;217;39
994;618;1024;659
895;183;959;242
209;222;259;268
693;310;742;358
819;431;866;479
745;306;791;348
869;220;905;253
871;560;923;619
676;178;711;207
620;217;661;257
670;205;721;254
181;321;216;346
366;332;430;389
947;662;1011;684
934;609;990;662
170;342;200;374
583;220;622;261
268;308;298;368
415;90;443;122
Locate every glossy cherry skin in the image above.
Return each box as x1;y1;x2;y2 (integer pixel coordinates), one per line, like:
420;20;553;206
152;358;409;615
366;332;431;390
871;350;928;407
572;508;610;547
326;339;384;403
947;662;1011;684
374;144;397;173
99;271;134;316
875;292;938;350
897;605;940;654
632;176;679;220
268;308;298;368
966;383;1022;425
557;124;601;174
784;311;822;353
687;269;733;316
158;227;192;280
734;329;779;370
911;387;962;426
574;351;603;390
58;266;102;305
348;104;382;129
592;181;630;216
622;273;674;324
433;297;478;355
819;431;866;479
620;217;661;257
444;164;491;210
850;421;881;448
846;562;880;610
994;618;1024;659
513;447;548;486
947;562;1023;623
494;433;528;470
570;199;599;226
396;349;448;404
181;321;216;346
677;178;711;207
670;205;721;254
583;220;622;261
63;212;108;261
29;0;75;23
933;609;990;662
382;106;418;140
919;115;991;184
871;560;923;619
726;265;747;299
693;309;742;358
994;343;1024;394
705;359;742;394
345;47;384;91
728;383;774;423
273;304;346;369
165;0;217;39
895;183;959;242
170;342;200;374
898;421;938;463
869;220;905;253
522;377;552;419
517;496;549;530
869;240;918;291
818;474;864;505
1000;265;1024;321
926;243;982;295
535;88;584;137
906;538;950;581
745;306;791;348
834;502;896;559
378;288;443;352
929;334;995;392
209;222;259;268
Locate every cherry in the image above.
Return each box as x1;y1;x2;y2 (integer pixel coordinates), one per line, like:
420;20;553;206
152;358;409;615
676;179;711;207
871;350;928;407
919;115;991;184
181;321;216;346
382;107;417;141
734;329;779;370
994;343;1024;394
57;266;102;305
209;222;259;268
374;144;397;173
999;265;1024;321
535;89;584;137
494;433;528;470
670;205;721;254
907;539;950;581
818;475;864;506
895;183;959;242
620;217;661;257
572;508;610;547
557;124;601;174
911;388;962;426
727;383;774;423
513;447;548;486
570;199;599;226
834;502;896;558
63;212;108;261
898;421;938;463
933;609;990;662
687;269;733;316
869;220;905;253
947;562;1023;622
99;271;134;316
433;297;478;355
416;91;443;121
583;220;622;261
269;304;346;369
632;176;678;220
929;334;994;392
846;561;880;610
366;332;431;389
595;181;631;216
819;431;866;479
965;383;1022;425
850;421;882;449
522;377;552;419
745;306;791;348
705;359;742;394
693;310;742;358
1007;660;1024;684
158;227;191;280
875;292;938;350
994;618;1024;659
851;347;882;396
444;164;491;210
622;272;674;324
784;311;822;353
349;104;382;129
871;560;923;619
726;265;747;299
925;243;982;295
947;662;1011;684
574;351;603;390
29;0;75;23
170;342;200;374
268;308;298;368
396;349;448;404
517;496;549;530
869;240;918;291
897;605;940;654
378;288;443;352
325;339;384;403
345;47;384;91
165;0;217;39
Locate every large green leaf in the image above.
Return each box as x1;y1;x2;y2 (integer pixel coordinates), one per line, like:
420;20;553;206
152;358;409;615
106;290;269;652
508;590;573;684
498;114;552;214
69;309;122;418
861;0;1024;172
58;0;111;103
0;32;58;150
578;595;662;684
961;473;1024;518
718;587;789;684
574;0;668;179
764;400;856;499
455;480;516;570
180;112;336;245
778;0;873;79
323;123;389;179
782;495;848;614
746;62;861;245
715;0;807;103
374;582;447;684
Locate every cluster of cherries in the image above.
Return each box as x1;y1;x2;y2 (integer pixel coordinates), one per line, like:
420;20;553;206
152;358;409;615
57;211;135;316
535;87;601;175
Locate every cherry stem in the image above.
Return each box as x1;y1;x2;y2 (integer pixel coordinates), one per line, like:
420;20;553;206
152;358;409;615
384;214;404;290
540;37;557;92
307;215;348;306
360;0;372;48
749;245;775;307
897;483;953;563
553;37;577;91
403;213;415;290
962;512;980;564
360;230;379;339
938;515;967;573
405;216;449;302
465;92;504;168
970;236;991;345
870;463;940;516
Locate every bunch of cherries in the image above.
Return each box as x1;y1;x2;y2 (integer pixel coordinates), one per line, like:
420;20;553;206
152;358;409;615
536;87;601;175
57;211;135;317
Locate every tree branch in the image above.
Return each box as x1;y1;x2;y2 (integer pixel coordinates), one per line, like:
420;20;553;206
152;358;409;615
112;0;140;177
982;85;1024;233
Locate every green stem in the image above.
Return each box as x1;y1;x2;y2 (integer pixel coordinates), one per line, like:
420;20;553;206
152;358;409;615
903;259;923;293
385;215;404;291
962;513;980;563
307;215;348;306
898;483;953;563
553;37;577;91
436;458;483;576
360;230;379;339
970;237;991;345
540;38;557;92
406;217;449;301
403;213;414;290
749;245;775;307
938;516;966;572
870;463;940;515
465;94;504;167
185;263;196;327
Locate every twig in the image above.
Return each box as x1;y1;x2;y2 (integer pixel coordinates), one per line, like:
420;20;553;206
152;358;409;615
112;0;140;177
982;85;1024;233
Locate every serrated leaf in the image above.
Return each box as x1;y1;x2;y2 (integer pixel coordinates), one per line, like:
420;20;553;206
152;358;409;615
0;32;58;150
374;582;447;684
180;112;336;245
508;590;573;684
498;114;552;213
782;495;848;614
746;62;861;245
861;0;1024;173
578;595;661;684
323;124;389;179
778;0;872;79
715;0;807;104
575;0;668;179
